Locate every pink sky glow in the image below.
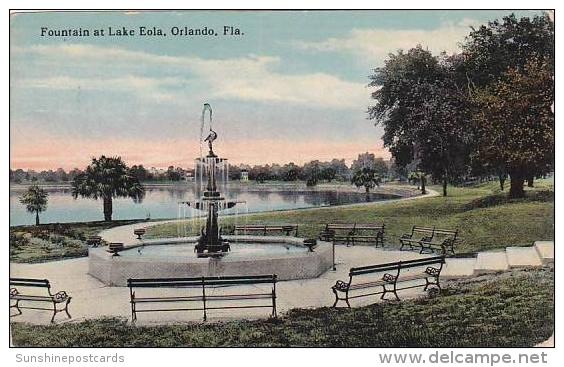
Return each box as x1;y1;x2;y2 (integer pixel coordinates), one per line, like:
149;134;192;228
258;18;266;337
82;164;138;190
10;134;390;171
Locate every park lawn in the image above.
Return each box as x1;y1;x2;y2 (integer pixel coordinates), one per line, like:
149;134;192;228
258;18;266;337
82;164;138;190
10;267;554;347
146;181;554;254
9;220;149;263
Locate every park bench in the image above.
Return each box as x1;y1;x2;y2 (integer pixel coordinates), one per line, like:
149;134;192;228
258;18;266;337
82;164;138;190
86;235;102;247
319;223;385;247
234;224;298;237
127;275;277;322
133;228;146;240
400;226;459;254
10;278;72;323
331;256;445;308
107;242;125;256
399;226;435;251
419;229;459;255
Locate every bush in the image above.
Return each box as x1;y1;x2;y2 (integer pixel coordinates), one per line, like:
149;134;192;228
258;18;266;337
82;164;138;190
9;232;29;249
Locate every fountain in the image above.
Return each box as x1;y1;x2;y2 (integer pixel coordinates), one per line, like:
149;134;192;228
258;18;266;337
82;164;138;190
189;104;234;257
88;104;334;286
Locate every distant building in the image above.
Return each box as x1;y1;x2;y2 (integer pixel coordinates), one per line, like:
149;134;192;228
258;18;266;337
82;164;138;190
183;171;194;181
241;169;249;181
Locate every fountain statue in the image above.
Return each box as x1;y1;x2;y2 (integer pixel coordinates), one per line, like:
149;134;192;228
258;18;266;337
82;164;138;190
189;104;236;257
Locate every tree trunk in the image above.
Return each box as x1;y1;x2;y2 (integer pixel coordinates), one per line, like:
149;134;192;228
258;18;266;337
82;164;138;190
103;196;113;221
527;176;534;188
509;172;526;198
365;186;370;194
499;174;506;191
35;211;40;226
442;178;448;197
420;175;427;195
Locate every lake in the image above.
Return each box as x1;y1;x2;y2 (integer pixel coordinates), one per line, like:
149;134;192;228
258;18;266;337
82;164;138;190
10;183;399;226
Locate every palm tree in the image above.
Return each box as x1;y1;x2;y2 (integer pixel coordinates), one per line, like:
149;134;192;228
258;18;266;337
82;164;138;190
19;185;48;225
351;168;382;194
72;156;145;222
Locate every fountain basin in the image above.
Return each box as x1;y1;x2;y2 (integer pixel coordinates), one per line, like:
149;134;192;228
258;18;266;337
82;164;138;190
88;235;333;286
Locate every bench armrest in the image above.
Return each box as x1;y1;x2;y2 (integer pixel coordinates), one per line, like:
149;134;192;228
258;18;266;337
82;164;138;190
10;288;18;297
382;273;397;282
425;267;441;276
332;280;350;292
53;291;70;302
400;233;412;239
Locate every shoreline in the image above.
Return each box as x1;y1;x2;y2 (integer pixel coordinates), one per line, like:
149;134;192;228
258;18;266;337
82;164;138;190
10;183;423;228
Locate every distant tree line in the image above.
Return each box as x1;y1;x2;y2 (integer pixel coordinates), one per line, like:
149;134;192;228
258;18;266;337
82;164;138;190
227;154;392;187
10;165;193;184
11;154;397;189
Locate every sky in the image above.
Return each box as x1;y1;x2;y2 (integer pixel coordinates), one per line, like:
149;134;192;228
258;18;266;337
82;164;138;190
9;10;544;170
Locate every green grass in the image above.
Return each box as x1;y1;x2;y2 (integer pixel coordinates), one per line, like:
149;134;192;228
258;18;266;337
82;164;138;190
11;267;554;347
9;219;149;263
146;181;554;254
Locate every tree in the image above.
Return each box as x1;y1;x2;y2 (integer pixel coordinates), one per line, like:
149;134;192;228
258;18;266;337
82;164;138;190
460;14;554;88
461;13;554;198
320;166;336;182
368;47;471;196
408;170;427;195
328;159;350;181
472;59;554;198
280;163;301;181
302;160;321;186
19;185;48;225
72;156;145;221
351;168;381;194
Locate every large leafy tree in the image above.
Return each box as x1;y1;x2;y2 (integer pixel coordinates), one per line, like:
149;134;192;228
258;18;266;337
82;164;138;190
460;13;554;88
461;13;554;197
19;185;48;225
473;59;554;198
368;46;471;196
72;156;145;221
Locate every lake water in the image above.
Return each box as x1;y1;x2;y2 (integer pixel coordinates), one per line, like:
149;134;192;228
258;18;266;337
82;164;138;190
9;184;398;226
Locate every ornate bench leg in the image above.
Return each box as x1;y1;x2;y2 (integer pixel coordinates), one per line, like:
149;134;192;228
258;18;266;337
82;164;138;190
424;277;441;292
64;298;72;319
331;289;339;307
10;300;22;316
392;283;400;301
381;285;400;301
51;302;58;323
345;292;351;308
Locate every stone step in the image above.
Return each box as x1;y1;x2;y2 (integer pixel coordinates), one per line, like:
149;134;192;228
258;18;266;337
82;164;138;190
474;252;509;274
534;241;554;265
442;258;476;279
506;246;542;268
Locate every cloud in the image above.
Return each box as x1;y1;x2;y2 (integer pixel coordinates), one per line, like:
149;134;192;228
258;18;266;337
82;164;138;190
16;75;184;103
292;19;479;65
12;44;368;109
